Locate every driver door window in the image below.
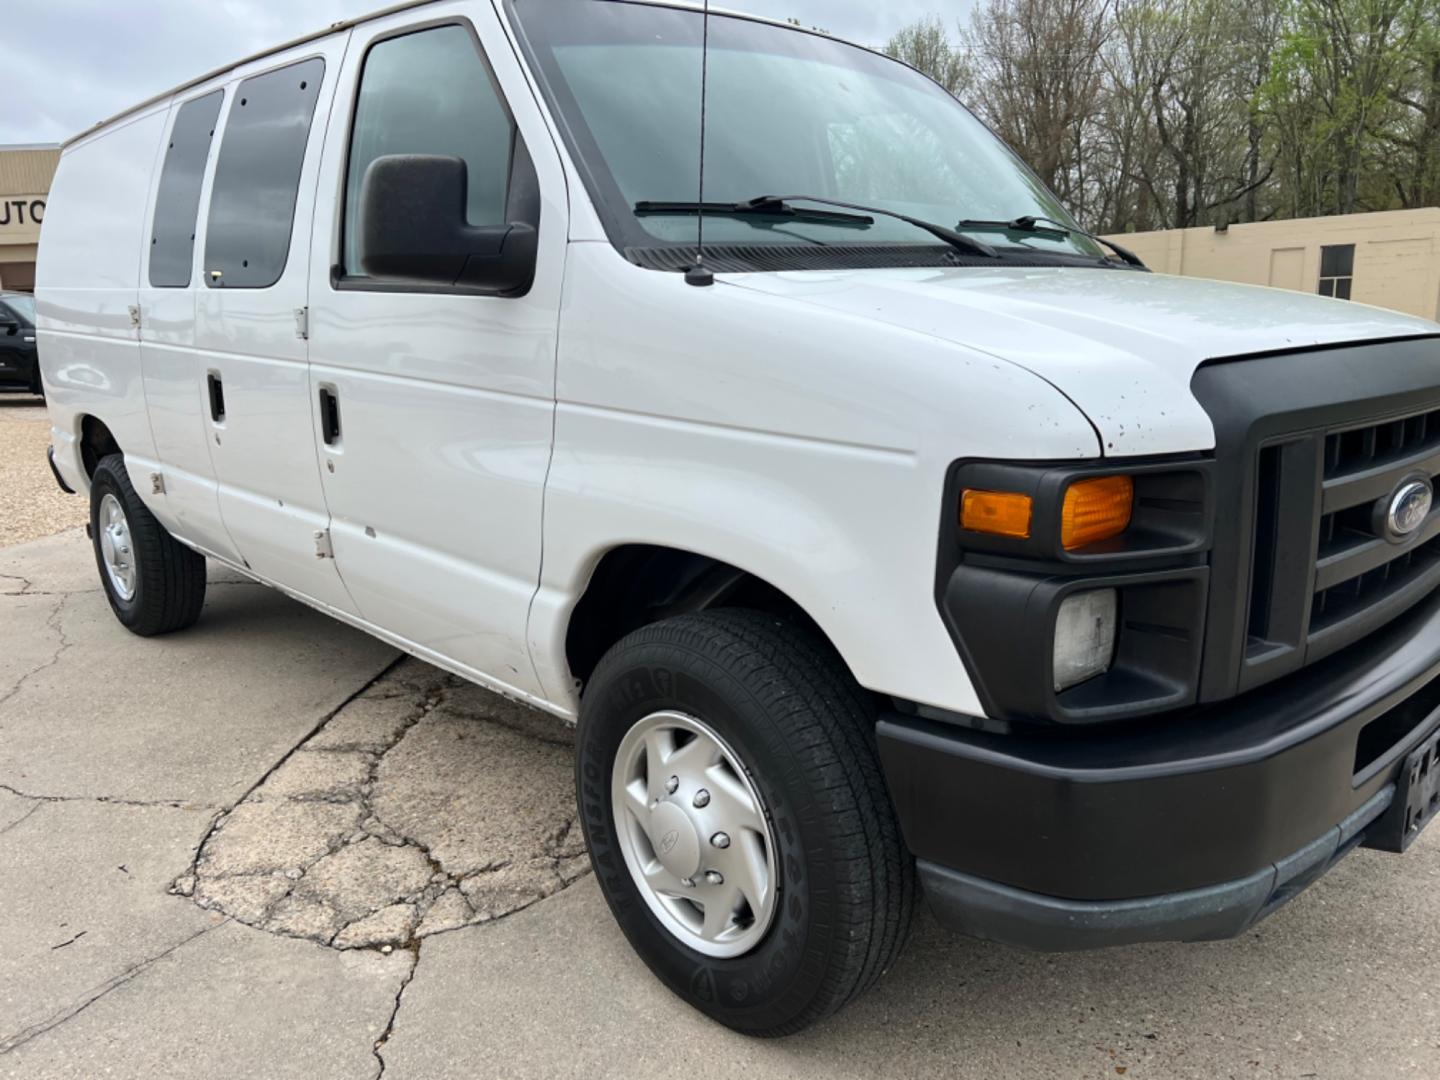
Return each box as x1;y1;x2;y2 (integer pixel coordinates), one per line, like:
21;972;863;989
342;24;516;278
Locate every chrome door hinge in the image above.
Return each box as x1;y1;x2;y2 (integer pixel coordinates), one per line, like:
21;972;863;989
313;528;333;560
128;304;141;329
294;307;309;341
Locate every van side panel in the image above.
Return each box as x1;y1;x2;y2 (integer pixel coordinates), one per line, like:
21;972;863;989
37;109;170;493
305;3;565;705
193;40;362;616
138;88;244;563
532;245;1101;717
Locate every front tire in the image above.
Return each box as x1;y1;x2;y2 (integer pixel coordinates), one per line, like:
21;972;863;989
90;453;206;636
576;610;915;1036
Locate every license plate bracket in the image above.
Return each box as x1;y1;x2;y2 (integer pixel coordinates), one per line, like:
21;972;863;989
1365;725;1440;853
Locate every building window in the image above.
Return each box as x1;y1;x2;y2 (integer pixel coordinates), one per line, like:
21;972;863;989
1318;244;1354;300
204;57;325;289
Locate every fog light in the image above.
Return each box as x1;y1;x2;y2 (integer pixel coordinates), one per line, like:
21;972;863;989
1053;589;1118;692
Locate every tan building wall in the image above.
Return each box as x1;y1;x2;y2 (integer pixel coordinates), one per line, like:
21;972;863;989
0;145;60;293
1104;208;1440;322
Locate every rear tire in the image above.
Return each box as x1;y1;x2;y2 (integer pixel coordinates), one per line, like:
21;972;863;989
576;609;915;1036
90;453;206;636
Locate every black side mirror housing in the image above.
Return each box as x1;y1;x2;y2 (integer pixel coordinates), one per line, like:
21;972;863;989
358;154;537;296
0;321;18;337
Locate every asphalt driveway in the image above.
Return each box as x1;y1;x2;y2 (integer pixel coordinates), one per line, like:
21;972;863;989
2;527;1439;1079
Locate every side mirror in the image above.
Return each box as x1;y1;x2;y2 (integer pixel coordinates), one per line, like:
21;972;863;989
358;154;537;295
0;321;18;337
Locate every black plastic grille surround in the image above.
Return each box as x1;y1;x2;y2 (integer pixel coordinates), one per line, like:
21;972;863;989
935;458;1214;725
1193;336;1440;702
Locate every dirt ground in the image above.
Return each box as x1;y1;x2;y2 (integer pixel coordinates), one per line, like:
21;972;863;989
0;396;86;546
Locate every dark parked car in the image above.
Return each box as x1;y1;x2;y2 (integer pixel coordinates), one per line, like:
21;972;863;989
0;292;41;397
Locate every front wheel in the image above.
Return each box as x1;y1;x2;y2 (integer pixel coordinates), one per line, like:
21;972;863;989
576;610;915;1036
90;453;206;636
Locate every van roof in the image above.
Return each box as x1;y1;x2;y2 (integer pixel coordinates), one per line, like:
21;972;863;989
63;0;829;150
64;0;440;149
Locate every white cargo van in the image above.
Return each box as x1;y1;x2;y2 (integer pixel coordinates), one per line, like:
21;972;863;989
36;0;1440;1036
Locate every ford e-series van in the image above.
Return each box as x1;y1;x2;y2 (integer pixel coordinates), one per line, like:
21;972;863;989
35;0;1440;1036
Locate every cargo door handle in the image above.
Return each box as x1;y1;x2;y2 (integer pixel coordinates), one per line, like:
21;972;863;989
207;373;225;423
319;387;341;446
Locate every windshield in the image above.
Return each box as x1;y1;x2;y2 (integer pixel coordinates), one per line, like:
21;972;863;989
511;0;1102;264
5;296;35;324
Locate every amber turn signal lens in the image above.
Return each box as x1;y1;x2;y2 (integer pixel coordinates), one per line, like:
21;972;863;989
961;490;1034;539
1062;475;1134;550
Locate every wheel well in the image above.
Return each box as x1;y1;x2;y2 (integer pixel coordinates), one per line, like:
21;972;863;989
565;545;828;688
79;416;121;479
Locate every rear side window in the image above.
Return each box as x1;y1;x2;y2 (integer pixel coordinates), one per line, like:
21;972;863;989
149;90;225;288
342;25;515;277
205;58;325;289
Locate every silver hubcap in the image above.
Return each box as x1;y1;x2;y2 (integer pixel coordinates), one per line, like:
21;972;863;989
612;711;778;958
97;493;136;601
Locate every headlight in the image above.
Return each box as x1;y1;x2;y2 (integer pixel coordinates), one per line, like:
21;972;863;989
1053;589;1118;691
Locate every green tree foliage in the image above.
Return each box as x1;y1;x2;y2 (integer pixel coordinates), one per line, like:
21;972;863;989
883;0;1440;230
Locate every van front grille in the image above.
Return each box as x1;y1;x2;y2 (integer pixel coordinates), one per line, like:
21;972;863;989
1248;404;1440;673
1190;337;1440;704
1323;408;1440;478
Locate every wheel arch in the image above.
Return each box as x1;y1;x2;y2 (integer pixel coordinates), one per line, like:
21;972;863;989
78;414;122;479
563;543;850;692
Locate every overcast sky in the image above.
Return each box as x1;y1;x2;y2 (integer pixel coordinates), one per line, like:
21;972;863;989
2;0;961;145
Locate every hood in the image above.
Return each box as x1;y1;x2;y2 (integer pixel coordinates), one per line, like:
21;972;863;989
726;267;1440;457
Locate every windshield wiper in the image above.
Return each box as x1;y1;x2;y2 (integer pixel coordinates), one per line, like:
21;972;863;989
635;195;999;259
956;215;1146;268
635;199;876;229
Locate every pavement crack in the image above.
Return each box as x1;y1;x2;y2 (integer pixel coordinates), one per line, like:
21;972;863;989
186;658;583;950
0;800;42;837
0;571;34;595
371;944;420;1080
0;593;72;711
0;783;218;811
0;920;226;1056
183;656;409;885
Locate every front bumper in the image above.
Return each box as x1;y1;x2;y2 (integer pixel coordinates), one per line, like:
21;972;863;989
879;586;1440;950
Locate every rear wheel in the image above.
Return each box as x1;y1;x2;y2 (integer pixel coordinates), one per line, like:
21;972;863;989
576;609;915;1036
90;454;206;635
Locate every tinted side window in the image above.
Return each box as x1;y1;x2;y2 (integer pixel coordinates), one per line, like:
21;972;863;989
205;58;325;289
150;91;225;288
343;25;514;277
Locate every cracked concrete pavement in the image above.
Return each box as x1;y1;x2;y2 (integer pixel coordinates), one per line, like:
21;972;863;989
183;658;589;949
4;528;1440;1079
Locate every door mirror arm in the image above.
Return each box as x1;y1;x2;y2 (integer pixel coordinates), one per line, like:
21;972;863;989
358;154;537;296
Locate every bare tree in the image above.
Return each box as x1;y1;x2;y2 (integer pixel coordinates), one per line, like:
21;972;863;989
961;0;1113;216
885;15;972;95
883;0;1437;230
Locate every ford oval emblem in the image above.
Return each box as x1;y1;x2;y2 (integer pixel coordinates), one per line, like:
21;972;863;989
660;829;679;855
1386;478;1433;541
